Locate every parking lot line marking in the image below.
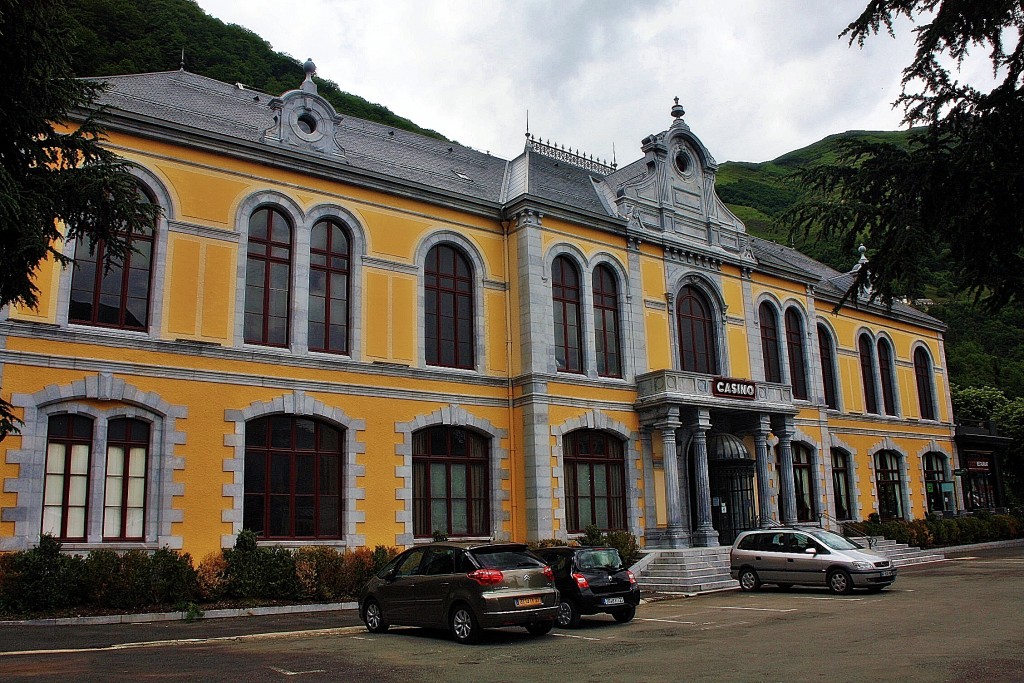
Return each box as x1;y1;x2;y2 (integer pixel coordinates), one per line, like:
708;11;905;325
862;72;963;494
708;606;797;613
269;666;326;676
797;597;863;601
638;618;697;625
551;632;601;641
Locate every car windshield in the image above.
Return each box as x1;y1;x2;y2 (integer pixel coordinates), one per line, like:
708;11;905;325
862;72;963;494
805;529;863;551
471;550;545;570
576;549;623;571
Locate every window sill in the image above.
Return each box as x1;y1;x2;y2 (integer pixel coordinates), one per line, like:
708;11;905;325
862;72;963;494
256;539;347;548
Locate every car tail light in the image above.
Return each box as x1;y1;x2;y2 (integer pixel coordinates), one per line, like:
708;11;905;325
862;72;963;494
542;566;554;582
467;568;504;586
626;570;637;585
572;572;590;589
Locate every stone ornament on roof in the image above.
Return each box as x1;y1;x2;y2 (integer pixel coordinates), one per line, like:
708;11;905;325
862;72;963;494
263;57;345;156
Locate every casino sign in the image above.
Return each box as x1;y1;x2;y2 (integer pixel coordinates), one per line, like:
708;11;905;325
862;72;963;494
713;377;757;400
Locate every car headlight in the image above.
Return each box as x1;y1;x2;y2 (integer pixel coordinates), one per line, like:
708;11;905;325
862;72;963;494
851;561;873;570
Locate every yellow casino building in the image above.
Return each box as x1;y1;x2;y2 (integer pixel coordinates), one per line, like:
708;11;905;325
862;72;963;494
0;63;958;558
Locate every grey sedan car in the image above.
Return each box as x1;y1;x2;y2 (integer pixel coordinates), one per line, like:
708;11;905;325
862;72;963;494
358;542;559;643
730;528;897;594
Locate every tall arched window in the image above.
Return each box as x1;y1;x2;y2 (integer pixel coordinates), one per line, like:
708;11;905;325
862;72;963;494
877;339;898;415
792;444;815;522
103;418;150;540
784;309;808;400
424;244;474;369
593;265;622;378
42;414;94;541
874;450;904;521
309;219;350;354
563;430;626;532
552;256;583;373
831;449;851;521
412;426;489;537
244;207;292;346
69;186;156;330
817;324;839;409
243;416;344;539
676;285;718;374
859;334;879;414
759;302;782;382
923;452;947;513
914;347;937;420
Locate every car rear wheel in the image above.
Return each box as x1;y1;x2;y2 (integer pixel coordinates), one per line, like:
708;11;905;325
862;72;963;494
612;605;636;623
556;599;582;628
827;569;853;595
450;604;482;644
363;599;389;633
525;620;554;636
738;568;761;592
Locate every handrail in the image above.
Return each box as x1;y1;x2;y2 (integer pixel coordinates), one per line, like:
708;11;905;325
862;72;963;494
754;516;786;528
818;512;875;548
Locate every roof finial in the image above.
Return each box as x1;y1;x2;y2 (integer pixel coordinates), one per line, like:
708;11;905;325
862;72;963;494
301;58;318;94
851;243;869;272
671;96;685;120
525;109;530;137
180;47;185;71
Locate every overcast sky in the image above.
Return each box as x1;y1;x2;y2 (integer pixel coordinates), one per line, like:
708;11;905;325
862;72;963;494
192;0;985;165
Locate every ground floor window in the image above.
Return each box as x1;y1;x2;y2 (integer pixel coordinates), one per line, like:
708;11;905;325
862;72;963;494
875;450;904;521
564;430;626;532
103;418;150;540
244;415;344;539
43;414;94;541
923;452;948;514
792;445;815;522
831;449;852;521
412;426;489;538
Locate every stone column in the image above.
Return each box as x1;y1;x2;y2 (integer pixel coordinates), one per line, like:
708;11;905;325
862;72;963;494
754;414;774;527
656;412;689;548
776;417;797;525
691;409;719;547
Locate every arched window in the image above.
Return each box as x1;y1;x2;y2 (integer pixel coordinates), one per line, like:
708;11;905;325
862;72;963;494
914;347;937;420
563;430;626;532
792;444;815;522
923;452;947;513
69;186;156;330
103;418;150;540
784;309;808;400
759;302;782;383
412;426;489;537
593;265;622;378
308;219;350;354
831;449;852;521
817;325;839;409
424;244;474;369
859;334;879;414
877;339;898;415
874;450;904;521
552;256;583;373
42;414;94;541
676;285;718;374
245;207;292;346
243;416;344;539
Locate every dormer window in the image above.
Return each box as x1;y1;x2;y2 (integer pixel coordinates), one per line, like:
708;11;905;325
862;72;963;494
297;113;317;135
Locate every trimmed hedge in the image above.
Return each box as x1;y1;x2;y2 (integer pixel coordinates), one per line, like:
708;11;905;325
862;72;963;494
859;509;1024;549
0;531;399;618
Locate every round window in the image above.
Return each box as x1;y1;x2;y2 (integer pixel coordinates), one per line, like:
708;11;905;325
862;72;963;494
674;149;691;175
297;113;318;135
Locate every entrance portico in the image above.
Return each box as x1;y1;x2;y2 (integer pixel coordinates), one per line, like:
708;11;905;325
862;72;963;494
637;370;799;548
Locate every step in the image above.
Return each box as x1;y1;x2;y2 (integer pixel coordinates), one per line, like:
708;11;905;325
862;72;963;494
640;579;738;593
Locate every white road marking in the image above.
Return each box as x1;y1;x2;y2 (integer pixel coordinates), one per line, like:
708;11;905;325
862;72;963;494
797;596;863;602
269;666;326;676
638;618;697;625
707;606;797;613
550;632;600;641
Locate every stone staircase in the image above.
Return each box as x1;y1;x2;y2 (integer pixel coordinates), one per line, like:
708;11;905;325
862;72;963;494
848;536;946;567
632;546;737;594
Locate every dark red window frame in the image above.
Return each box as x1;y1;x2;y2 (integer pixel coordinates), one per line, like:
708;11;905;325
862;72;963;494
308;219;351;354
784;308;808;399
877;340;897;415
593;265;622;378
676;285;718;374
923;452;946;512
243;416;344;540
244;207;292;347
103;417;150;541
759;302;782;383
875;450;904;521
552;256;583;373
43;414;94;541
817;325;839;409
791;444;814;522
914;347;937;420
424;244;474;369
412;426;489;538
831;448;851;521
564;430;626;533
859;334;879;414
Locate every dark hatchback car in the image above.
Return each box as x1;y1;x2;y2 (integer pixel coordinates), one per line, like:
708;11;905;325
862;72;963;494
534;546;640;628
358;542;559;644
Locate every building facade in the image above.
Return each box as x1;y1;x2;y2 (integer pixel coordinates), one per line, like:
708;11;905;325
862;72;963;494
0;66;959;558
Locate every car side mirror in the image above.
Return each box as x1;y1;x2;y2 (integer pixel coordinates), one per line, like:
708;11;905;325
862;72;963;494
804;547;817;555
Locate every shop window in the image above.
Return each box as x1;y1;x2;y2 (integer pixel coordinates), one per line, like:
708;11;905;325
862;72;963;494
677;285;718;374
563;430;626;532
914;347;937;420
817;325;839;409
308;219;350;354
69;186;156;330
244;207;292;346
874;450;904;521
42;414;94;541
412;426;489;538
784;308;808;400
877;339;898;415
243;416;344;539
859;334;879;414
552;256;583;373
759;302;782;383
593;265;622;378
831;448;852;521
424;244;474;369
103;418;150;540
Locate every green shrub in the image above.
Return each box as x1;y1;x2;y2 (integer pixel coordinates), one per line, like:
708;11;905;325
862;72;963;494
604;530;641;567
115;550;155;609
0;535;86;614
527;538;574;550
150;548;198;605
223;529;265;599
337;547;377;599
371;545;398;574
84;548;122;606
579;525;606;547
295;546;344;601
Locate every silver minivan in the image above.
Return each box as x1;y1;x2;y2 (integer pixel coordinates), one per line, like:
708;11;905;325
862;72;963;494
730;528;897;594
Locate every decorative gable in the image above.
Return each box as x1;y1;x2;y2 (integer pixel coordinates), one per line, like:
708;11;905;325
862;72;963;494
262;58;344;157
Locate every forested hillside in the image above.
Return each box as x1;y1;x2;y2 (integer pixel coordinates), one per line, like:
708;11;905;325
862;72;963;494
63;0;1022;399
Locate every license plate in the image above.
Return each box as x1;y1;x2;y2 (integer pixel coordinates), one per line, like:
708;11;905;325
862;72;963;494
515;597;542;608
880;570;894;577
602;597;625;605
